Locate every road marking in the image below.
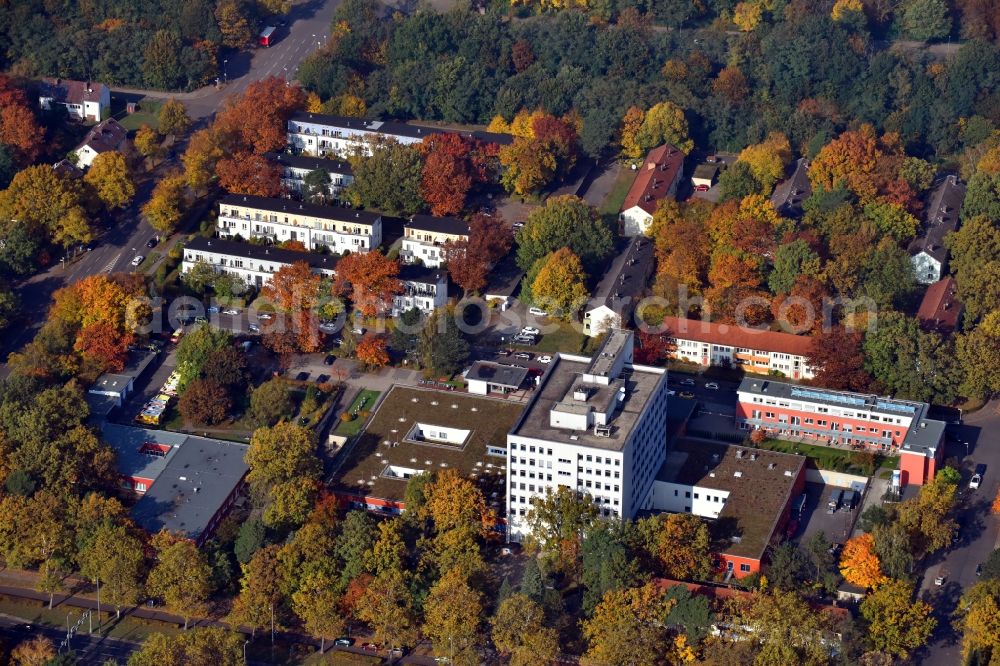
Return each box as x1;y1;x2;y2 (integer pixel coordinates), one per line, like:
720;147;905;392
103;256;119;273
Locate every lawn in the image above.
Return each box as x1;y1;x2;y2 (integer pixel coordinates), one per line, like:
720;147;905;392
0;594;185;643
758;438;898;476
598;165;638;219
113;97;164;133
333;389;381;438
510;321;586;354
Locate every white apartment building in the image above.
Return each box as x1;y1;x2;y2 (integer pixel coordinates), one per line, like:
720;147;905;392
286;112;511;158
393;265;448;316
401;215;470;268
505;330;670;540
663;316;815;380
216;194;381;255
266;152;354;198
182;236;337;289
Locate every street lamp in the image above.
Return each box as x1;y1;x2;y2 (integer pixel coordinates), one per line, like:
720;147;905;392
243;640;249;664
224;59;228;83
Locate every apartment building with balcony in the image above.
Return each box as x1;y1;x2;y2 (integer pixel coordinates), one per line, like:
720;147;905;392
663;316;815;380
286;112;511;158
401;215;470;268
216;194;381;255
505;330;670;540
392;264;448;316
266;152;353;198
182;236;337;289
735;378;945;484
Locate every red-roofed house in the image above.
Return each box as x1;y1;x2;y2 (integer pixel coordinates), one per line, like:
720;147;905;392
619;144;685;236
38;78;110;122
663;316;816;380
916;276;962;334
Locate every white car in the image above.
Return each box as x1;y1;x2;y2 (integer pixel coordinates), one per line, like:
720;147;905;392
131;255;144;267
705;382;720;390
222;308;241;316
521;326;540;336
538;355;553;364
257;313;274;320
528;307;548;317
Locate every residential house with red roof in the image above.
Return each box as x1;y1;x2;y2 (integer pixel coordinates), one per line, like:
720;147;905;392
619;144;685;237
663;316;816;380
916;276;962;334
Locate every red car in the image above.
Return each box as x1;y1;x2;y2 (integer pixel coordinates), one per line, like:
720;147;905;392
694;184;711;192
361;643;379;652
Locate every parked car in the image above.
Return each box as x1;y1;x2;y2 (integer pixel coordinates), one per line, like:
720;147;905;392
207;306;220;314
679;378;696;386
521;326;540;336
497;349;510;357
704;382;719;390
334;638;352;647
131;255;144;266
679;390;695;399
976;563;983;576
146;236;158;248
194;316;207;324
324;354;336;365
317;374;330;384
361;643;378;652
258;313;274;320
319;322;339;334
970;463;986;490
695;184;710;192
514;352;532;360
296;371;310;381
528;306;548;317
934;573;946;586
222;308;241;316
512;335;537;345
538;355;553;364
248;323;261;333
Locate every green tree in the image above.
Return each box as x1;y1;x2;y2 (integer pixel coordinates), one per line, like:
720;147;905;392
418;310;470;377
863;311;962;404
898;0;952;41
516;195;613;275
963;172;1000;221
346;138;424;216
234;516;266;564
77;522;145;620
957;311;1000;400
245;422;322;529
520;557;544;603
143;31;183;90
766;542;812;592
860;579;935;658
147;532;213;629
718;161;761;202
248;378;294;427
581;522;643;615
663;584;714;643
303;169;331;203
175;323;231;390
334;510;377;592
863;201;920;241
872;522;914;580
491;593;559;666
947;215;1000;323
526;487;599;577
768;240;820;294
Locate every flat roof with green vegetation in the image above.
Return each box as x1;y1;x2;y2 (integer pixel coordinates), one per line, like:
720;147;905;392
333;389;382;438
330;386;524;507
757;438;898;475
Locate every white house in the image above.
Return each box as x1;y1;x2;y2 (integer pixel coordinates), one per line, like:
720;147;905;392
505;330;670;540
73;118;128;168
465;361;528;396
182;236;338;289
286;112;511;158
38;79;110;122
393;264;449;316
216;194;382;255
618;144;685;236
583;237;654;337
908;175;965;285
266;152;354;198
401;215;470;268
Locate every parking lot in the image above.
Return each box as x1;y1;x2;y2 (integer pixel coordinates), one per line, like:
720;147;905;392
796;481;859;546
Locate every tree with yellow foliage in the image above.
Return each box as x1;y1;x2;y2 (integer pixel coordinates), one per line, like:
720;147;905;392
84;151;135;210
831;0;865;22
158;98;191;137
635;101;693;154
142;170;187;234
956;579;1000;663
134;124;162;165
305;92;323;113
839;533;887;589
531;247;589;319
582;583;676;666
0;164;92;248
619;106;645;160
420;468;495;536
732;1;763;31
860;579;935;658
737;132;792;194
182;129;223;194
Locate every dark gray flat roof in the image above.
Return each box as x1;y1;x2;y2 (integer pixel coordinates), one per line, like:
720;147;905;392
186;236;339;272
218;194;382;226
266;152;353;176
90;349;158;396
406;214;470;236
101;423;190;483
398;263;447;285
467;361;529;388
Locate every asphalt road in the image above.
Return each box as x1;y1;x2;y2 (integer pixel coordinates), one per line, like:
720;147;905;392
0;613;142;665
916;399;1000;665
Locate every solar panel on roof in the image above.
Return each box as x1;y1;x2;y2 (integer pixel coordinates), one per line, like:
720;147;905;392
875;401;916;414
789;387;865;406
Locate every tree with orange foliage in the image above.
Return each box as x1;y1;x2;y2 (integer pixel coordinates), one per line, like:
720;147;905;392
771;275;829;335
335;251;402;317
0;75;43;163
215;77;306;154
74;320;132;373
355;334;389;369
419;133;477;216
216;151;282;196
420;468;495;536
712;66;749;105
992;489;1000;515
839;533;887;589
262;262;323;353
444;212;513;294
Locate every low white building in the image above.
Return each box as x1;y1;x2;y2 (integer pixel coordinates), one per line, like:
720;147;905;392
393;264;448;316
465;361;528;396
505;330;670;540
908;175;965;285
216;194;382;255
39;78;110;121
73;118;128;168
286;112;510;158
583;237;654;337
182;236;337;290
266;152;354;198
401;215;470;268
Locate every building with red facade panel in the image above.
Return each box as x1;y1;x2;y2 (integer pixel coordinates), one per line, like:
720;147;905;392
651;438;807;578
735;378;945;486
